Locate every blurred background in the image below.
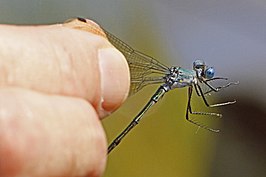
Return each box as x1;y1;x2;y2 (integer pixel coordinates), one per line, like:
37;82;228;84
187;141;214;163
0;0;265;176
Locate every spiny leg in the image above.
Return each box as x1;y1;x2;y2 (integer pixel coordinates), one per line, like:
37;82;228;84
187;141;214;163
204;81;239;95
194;77;229;96
194;78;238;96
195;83;236;107
205;77;228;81
203;78;239;92
185;86;220;132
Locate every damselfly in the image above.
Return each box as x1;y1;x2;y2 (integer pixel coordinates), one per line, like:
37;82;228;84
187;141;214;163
65;17;238;154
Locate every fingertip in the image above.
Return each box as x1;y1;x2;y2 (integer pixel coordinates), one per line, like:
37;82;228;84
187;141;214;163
63;18;130;117
98;48;130;117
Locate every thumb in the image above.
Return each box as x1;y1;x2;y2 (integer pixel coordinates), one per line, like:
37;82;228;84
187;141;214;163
0;19;130;118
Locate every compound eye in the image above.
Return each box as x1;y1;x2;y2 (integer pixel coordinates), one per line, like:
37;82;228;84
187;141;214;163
193;59;205;69
205;67;215;79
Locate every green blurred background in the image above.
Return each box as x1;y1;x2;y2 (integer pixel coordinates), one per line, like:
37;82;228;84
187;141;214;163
1;0;265;177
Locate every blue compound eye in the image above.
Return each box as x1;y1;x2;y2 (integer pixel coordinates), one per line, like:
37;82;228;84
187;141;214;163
205;67;215;79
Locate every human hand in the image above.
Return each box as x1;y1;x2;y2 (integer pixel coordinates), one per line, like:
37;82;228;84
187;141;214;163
0;18;130;177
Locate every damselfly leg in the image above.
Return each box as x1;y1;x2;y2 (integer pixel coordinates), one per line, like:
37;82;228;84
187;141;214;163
186;86;222;132
186;79;238;132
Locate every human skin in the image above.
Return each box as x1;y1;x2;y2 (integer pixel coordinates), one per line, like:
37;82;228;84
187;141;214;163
0;18;130;177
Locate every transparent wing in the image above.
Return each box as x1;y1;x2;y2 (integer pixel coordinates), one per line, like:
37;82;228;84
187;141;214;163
104;30;169;95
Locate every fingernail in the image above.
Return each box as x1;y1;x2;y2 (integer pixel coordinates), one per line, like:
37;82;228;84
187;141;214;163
98;48;130;114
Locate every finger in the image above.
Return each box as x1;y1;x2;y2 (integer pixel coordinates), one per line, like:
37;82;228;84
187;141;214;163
0;87;106;177
0;21;130;118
